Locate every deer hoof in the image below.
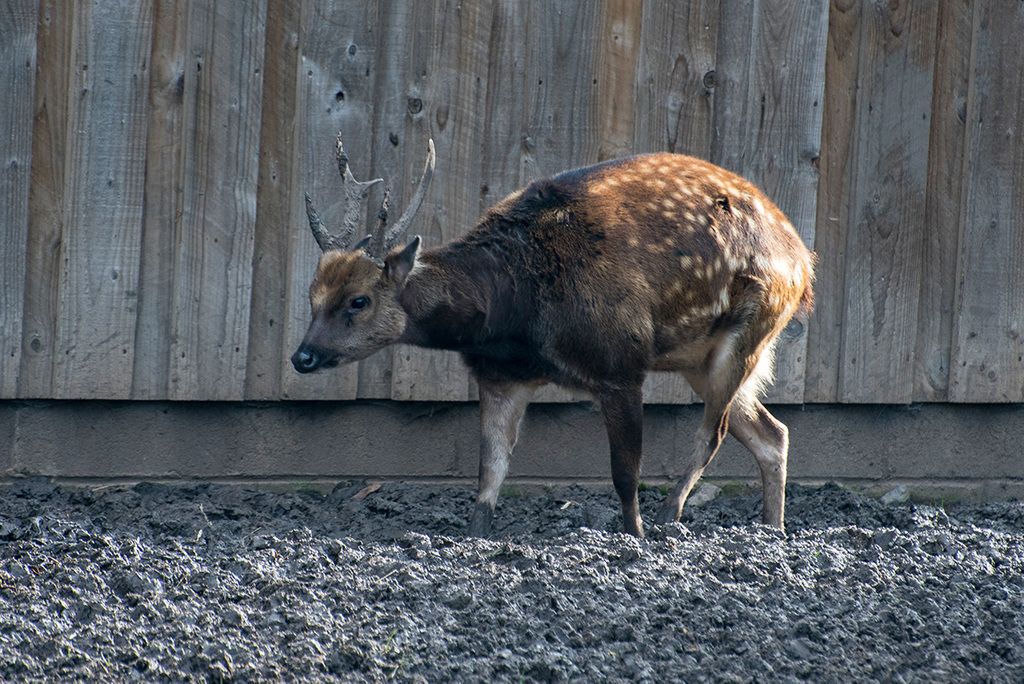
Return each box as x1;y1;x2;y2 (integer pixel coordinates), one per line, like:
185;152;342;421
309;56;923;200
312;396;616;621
467;502;494;538
653;503;681;526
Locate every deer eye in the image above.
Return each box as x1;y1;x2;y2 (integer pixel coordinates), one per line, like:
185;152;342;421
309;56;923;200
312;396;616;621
349;296;370;311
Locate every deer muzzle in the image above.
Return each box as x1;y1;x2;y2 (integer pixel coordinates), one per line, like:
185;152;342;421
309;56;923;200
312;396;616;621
290;345;340;373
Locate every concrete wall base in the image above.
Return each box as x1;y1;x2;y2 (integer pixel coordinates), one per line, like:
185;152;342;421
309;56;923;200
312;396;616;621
2;400;1023;501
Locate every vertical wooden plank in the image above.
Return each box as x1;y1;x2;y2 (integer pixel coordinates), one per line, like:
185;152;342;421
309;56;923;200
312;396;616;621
522;0;601;403
804;0;861;403
281;0;378;401
19;0;71;398
912;0;973;401
132;0;187;400
0;0;39;397
633;0;719;157
837;0;937;403
167;0;266;400
710;0;828;404
52;1;153;399
389;5;490;402
478;0;529;214
634;0;719;404
357;1;422;401
949;2;1024;402
244;0;301;400
391;0;495;403
520;0;601;180
593;0;643;162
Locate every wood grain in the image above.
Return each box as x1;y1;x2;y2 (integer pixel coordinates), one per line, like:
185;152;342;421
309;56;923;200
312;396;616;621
280;1;379;400
633;0;719;158
391;0;495;402
53;1;153;399
167;0;266;401
244;0;301;400
5;0;1024;405
949;2;1024;402
522;0;600;403
633;0;720;404
912;0;973;401
0;0;39;397
19;0;74;398
711;0;828;404
804;0;861;403
131;0;187;400
837;0;937;403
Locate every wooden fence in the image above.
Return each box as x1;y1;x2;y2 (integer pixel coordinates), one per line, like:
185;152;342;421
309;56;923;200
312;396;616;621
1;0;1021;404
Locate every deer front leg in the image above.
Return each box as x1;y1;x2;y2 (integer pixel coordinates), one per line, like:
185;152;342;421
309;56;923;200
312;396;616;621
467;380;535;538
599;387;646;538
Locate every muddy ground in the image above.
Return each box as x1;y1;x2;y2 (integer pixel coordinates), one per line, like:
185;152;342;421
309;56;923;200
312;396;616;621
1;477;1022;682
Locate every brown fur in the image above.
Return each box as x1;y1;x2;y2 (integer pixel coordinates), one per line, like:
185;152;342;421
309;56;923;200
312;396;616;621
293;152;815;537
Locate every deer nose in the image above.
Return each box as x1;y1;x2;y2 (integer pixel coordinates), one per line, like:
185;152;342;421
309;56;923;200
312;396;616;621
291;347;321;373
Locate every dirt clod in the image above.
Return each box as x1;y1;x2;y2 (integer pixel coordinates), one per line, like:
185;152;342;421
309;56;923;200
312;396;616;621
1;479;1023;681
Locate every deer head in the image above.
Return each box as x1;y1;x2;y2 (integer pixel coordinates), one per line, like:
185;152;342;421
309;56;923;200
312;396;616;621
291;134;435;373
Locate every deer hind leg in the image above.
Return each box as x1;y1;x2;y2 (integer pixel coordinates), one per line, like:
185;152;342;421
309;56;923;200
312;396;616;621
468;380;535;538
655;329;772;526
598;386;646;538
727;399;789;528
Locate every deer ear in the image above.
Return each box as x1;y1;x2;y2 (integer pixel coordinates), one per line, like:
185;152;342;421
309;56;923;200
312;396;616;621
384;235;420;285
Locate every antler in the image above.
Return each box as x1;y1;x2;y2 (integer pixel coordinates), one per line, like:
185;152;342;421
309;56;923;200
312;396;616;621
367;138;436;261
305;134;435;264
304;134;382;253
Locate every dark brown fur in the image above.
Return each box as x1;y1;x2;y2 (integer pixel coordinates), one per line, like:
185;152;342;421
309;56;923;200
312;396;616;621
294;153;814;537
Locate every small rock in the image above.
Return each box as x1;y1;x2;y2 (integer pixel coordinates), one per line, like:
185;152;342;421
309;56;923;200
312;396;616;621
325;539;345;563
617;545;642;562
443;593;475;610
880;484;910;505
221;606;246;627
872;529;897;549
400;531;432;551
686;483;722;507
785;638;814;660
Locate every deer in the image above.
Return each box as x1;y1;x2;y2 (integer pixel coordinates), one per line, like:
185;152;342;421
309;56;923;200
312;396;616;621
291;133;814;539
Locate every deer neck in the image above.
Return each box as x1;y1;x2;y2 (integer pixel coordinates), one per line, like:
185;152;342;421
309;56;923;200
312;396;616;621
396;250;499;351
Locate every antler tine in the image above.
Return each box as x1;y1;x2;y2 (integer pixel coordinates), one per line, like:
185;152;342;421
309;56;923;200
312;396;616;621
304;134;383;253
382;138;436;252
305;192;343;252
338;134;384;251
363;189;391;266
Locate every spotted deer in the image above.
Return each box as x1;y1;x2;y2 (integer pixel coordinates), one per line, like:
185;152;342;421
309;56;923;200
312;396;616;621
292;134;814;538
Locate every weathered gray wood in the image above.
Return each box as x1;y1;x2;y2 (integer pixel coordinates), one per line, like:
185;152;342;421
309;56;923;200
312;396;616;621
53;1;153;399
359;2;425;401
912;0;973;402
593;0;643;162
391;0;495;402
8;0;1024;406
804;0;860;403
131;0;187;400
18;0;74;398
244;0;301;400
167;0;266;401
837;0;937;403
949;2;1024;402
711;0;828;404
633;0;719;158
0;0;39;398
280;1;380;401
